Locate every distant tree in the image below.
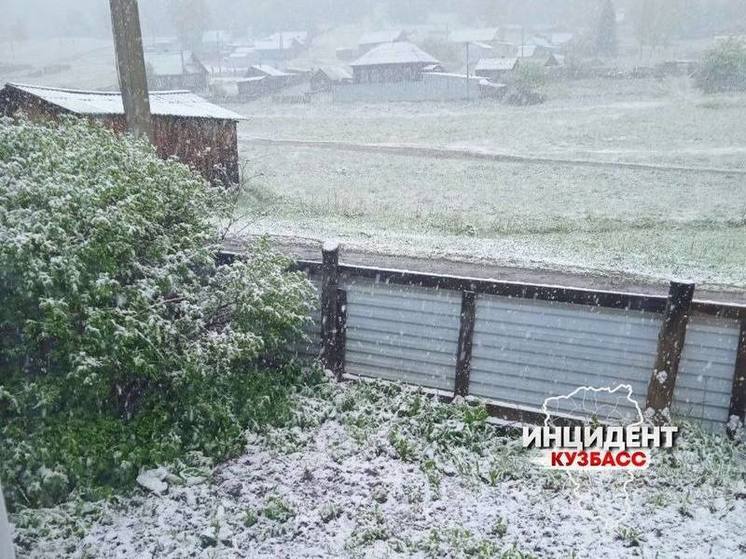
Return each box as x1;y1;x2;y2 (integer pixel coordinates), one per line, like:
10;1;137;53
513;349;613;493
595;0;617;57
696;38;746;93
169;0;210;51
505;62;547;105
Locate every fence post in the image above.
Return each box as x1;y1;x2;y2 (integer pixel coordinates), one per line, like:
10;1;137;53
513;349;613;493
454;290;477;398
320;241;340;375
727;320;746;437
645;281;695;424
332;288;347;381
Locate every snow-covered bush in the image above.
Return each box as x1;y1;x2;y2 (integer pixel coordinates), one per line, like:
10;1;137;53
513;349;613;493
0;116;314;509
504;63;547;106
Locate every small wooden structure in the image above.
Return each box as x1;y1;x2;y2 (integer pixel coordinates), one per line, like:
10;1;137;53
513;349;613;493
310;66;352;92
350;42;440;84
254;31;308;61
0;82;245;184
145;51;208;92
474;57;519;81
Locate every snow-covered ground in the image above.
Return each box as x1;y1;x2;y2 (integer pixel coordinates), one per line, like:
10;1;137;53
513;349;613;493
230;81;746;289
12;376;746;558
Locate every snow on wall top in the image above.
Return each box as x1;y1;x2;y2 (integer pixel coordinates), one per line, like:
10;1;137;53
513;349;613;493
6;83;245;121
350;42;439;67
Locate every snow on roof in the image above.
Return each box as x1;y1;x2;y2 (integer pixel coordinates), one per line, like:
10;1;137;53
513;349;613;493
145;51;204;76
255;31;308;51
250;64;292;77
315;66;352;81
7;83;245;121
551;32;574;45
475;57;518;72
449;28;500;44
350;41;439;67
359;30;406;46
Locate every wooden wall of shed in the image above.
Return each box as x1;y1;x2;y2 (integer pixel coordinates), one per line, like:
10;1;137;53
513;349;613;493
152;116;239;184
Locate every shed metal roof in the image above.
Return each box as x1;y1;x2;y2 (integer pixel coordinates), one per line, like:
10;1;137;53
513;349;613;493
6;83;245;120
350;42;439;67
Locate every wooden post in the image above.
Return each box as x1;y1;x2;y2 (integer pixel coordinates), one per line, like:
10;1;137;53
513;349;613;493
645;281;695;423
109;0;152;141
320;241;340;374
454;290;477;397
333;288;347;380
727;320;746;436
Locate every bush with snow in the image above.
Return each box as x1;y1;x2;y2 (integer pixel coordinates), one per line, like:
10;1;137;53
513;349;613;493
0;116;314;509
697;38;746;93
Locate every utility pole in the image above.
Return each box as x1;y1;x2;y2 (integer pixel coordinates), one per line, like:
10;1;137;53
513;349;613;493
109;0;152;141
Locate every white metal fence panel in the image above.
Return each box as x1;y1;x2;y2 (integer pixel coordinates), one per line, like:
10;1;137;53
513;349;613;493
470;295;662;420
343;281;461;391
674;314;739;431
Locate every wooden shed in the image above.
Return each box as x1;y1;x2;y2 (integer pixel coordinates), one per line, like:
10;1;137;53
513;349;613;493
350;42;440;84
145;51;209;92
310;66;352;92
0;82;245;185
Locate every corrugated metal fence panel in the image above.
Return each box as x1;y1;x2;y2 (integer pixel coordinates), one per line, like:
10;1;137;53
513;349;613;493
470;295;662;421
673;314;739;431
290;278;321;360
343;280;461;391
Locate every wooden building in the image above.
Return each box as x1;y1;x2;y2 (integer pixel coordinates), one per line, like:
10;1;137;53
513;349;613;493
254;31;308;61
145;51;208;92
474;57;519;81
350;42;440;84
0;83;245;184
310;66;352;92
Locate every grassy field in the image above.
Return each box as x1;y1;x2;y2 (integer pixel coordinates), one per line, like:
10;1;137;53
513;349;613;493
233;79;746;288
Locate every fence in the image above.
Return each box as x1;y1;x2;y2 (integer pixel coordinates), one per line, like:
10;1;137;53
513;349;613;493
223;245;746;433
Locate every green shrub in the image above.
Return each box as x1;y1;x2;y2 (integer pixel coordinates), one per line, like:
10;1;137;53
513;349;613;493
0;116;315;509
505;63;547;106
696;38;746;93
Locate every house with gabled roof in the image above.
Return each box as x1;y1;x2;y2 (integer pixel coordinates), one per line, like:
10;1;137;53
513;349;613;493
350;42;440;83
145;51;208;92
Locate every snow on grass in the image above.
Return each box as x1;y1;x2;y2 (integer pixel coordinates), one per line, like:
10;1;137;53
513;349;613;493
12;374;746;558
235;144;746;288
231;78;746;170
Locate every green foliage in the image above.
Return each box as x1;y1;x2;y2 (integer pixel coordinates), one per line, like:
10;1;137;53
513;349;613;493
696;38;746;93
0;116;315;509
505;63;547;106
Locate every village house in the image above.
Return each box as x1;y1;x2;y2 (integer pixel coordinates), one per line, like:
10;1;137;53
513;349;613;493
474;57;519;81
350;42;440;83
358;30;408;54
254;31;308;61
145;51;209;92
310;66;352;92
0;83;244;184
